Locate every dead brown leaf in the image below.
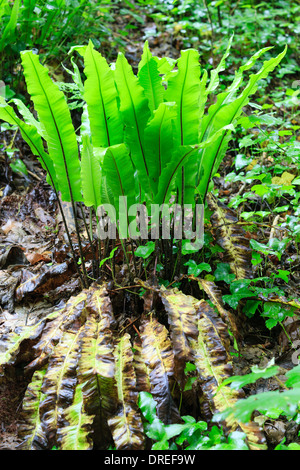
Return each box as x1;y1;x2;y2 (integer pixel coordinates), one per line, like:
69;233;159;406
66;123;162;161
15;261;76;301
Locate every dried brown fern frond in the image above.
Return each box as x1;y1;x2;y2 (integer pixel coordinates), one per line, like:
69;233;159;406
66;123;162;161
1;284;119;450
18;368;47;450
190;299;266;450
0;319;46;374
133;335;151;394
193;276;240;340
38;329;82;446
0;292;81;374
139;314;180;424
58;384;94;450
207;193;253;279
158;286;200;389
0;282;267;450
25;290;88;373
77;285;117;448
108;333;145;450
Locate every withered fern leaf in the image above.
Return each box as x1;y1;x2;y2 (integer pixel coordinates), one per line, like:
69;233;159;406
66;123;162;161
159;286;200;389
207;193;253;279
77;285;117;448
0;319;46;373
139;314;180;424
18;368;47;450
25;291;88;373
196;277;240;341
133;335;151;394
39;330;82;447
190;300;266;450
0;284;267;450
58;384;94;450
0;285;118;450
108;333;145;450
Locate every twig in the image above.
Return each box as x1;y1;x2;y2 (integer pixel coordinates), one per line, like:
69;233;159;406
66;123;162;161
230;0;241;16
119;316;140;335
109;284;141;292
269;214;281;242
27;169;42;181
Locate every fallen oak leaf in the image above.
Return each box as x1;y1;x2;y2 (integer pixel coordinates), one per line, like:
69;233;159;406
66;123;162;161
25;251;52;265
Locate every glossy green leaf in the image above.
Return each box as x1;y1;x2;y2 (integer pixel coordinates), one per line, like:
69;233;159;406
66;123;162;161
0;97;57;189
21;51;82;202
164;48;200;146
196;46;287;203
101;143;136;226
135;241;155;259
114;52;151;197
138;40;164;115
214;389;300;424
0;0;19;51
80;133;101;209
83;40;123;147
144;102;177;195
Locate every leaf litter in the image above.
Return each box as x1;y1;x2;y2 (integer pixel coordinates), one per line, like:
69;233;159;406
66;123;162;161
0;12;299;450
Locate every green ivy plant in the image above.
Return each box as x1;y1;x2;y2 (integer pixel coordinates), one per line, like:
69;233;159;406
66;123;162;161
138;391;249;450
214;363;300;445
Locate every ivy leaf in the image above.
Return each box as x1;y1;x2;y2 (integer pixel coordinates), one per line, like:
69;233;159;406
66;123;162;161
211;431;249;450
222;280;256;309
138;391;157;424
144;417;167;441
214;389;300;424
243;299;262;318
251;184;271;198
250;238;290;261
285;364;300;389
265;318;278;329
214;263;236;284
10;158;28;176
251;251;263;266
262;302;293;329
234;153;249;171
164;423;190;440
151;438;169;450
181;239;203;255
274;270;290;283
135;241;156;259
184;260;212;276
250;239;271;256
273;205;290;213
218;359;279;390
240;211;255;220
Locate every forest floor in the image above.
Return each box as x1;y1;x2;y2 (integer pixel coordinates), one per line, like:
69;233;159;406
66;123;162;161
0;8;299;450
